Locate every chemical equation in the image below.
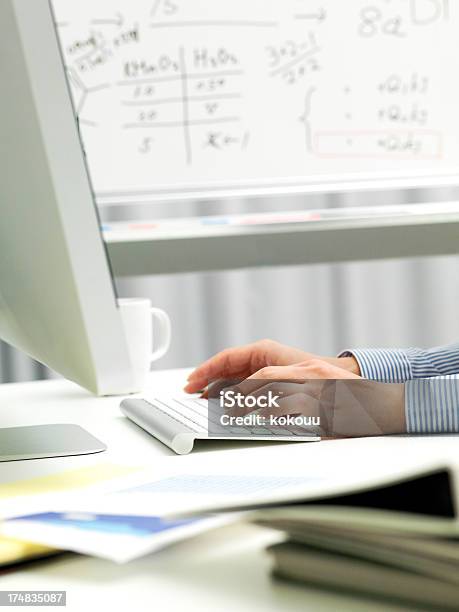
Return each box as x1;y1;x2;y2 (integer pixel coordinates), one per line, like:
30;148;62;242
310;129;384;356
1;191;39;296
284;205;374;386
51;0;455;189
64;19;139;73
378;73;430;95
378;104;429;126
59;5;249;165
120;46;246;164
311;67;436;158
377;72;430;126
314;131;442;158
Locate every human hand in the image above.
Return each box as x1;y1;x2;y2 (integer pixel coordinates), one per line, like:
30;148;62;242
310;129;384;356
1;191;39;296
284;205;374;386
215;361;405;437
184;339;360;394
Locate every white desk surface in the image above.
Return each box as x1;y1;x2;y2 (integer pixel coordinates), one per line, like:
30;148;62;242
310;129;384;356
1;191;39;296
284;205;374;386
0;369;458;612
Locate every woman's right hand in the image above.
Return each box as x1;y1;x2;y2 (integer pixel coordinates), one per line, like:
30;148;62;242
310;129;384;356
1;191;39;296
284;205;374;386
184;339;360;394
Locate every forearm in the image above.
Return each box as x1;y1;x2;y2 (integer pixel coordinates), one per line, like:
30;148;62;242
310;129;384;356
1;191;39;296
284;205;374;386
331;380;406;436
334;376;459;435
333;376;459;436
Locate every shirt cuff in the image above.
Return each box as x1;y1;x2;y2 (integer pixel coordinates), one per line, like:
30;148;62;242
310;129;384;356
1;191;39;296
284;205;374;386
338;348;413;383
405;376;459;433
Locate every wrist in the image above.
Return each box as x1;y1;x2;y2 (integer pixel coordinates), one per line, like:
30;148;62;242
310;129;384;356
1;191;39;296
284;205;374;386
339;356;361;376
380;382;407;434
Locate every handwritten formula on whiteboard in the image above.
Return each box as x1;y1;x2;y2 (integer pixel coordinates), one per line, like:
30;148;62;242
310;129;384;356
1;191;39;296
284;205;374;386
52;0;457;202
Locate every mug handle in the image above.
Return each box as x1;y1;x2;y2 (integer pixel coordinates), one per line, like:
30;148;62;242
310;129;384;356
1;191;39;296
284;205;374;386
150;308;171;362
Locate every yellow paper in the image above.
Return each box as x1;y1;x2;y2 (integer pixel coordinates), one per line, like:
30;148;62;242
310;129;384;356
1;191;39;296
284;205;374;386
0;464;137;500
0;536;57;566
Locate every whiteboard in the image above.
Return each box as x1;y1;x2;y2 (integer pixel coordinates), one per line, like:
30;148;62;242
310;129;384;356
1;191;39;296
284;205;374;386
51;0;459;203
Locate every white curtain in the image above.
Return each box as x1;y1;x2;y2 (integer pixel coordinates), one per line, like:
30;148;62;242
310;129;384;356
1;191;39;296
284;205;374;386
2;191;459;384
114;254;459;375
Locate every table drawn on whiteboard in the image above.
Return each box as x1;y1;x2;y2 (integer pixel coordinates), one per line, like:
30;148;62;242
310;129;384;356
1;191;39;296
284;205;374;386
50;0;456;200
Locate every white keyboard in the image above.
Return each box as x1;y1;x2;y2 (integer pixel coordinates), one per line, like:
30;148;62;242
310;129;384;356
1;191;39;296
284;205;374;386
120;395;320;455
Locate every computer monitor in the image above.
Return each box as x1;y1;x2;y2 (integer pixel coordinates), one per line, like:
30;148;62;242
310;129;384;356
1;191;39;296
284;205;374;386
0;0;136;459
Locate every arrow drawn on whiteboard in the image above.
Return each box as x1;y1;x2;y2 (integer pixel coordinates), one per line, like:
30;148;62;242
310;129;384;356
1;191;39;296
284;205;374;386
91;12;124;28
294;8;326;23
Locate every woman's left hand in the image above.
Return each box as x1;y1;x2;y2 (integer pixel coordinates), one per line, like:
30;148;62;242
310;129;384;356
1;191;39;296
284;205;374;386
214;360;406;437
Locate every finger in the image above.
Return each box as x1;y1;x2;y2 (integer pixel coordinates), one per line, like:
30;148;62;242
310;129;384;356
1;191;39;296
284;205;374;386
222;383;271;417
224;377;278;399
259;393;321;419
201;378;241;400
226;367;324;412
220;368;306;413
186;375;246;395
224;380;315;418
250;380;304;400
184;345;259;392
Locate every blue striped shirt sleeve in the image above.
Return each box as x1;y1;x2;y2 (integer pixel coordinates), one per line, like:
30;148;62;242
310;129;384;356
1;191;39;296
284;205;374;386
405;376;459;433
339;343;459;383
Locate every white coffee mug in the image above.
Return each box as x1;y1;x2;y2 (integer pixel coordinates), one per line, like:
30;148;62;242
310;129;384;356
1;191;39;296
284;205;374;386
118;298;171;391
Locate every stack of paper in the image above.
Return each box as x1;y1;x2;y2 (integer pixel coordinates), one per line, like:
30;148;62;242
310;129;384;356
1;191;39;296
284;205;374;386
265;536;459;611
3;458;459;586
252;467;459;610
3;511;229;564
0;466;244;564
0;463;157;567
0;536;58;568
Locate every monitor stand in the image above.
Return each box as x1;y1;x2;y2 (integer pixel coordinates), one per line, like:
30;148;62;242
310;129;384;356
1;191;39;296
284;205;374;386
0;424;106;462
